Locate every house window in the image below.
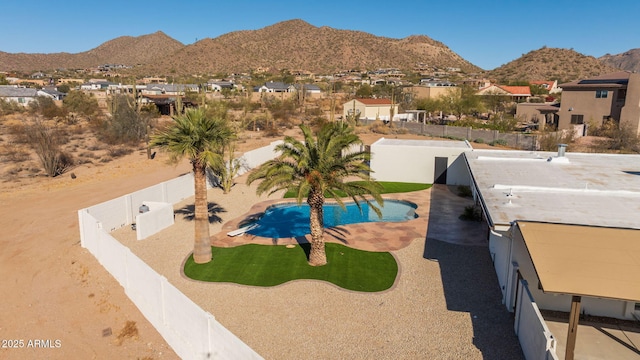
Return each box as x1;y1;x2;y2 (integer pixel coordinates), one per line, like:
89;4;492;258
18;97;25;104
595;90;608;98
570;115;584;124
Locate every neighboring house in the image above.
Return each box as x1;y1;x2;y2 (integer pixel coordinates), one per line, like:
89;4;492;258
140;84;200;96
476;84;531;102
0;86;54;105
208;80;235;92
256;81;290;93
405;83;459;101
342;98;399;121
557;71;640;136
80;81;115;90
41;87;67;100
289;83;321;94
515;102;560;131
530;80;561;94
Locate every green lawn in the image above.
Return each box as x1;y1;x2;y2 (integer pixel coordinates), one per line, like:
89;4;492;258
283;181;431;198
184;243;398;292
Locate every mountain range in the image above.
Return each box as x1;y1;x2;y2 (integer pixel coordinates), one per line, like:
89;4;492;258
0;19;637;82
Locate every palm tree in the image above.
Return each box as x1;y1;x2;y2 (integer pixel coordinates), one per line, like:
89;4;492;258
247;122;383;266
150;107;234;263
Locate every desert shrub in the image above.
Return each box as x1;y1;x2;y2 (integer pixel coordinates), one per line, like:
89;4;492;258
107;146;133;158
0;145;31;162
0;98;25;116
28;96;67;119
489;139;508;146
394;127;409;134
460;205;482;221
63;90;100;119
369;120;390;134
457;185;473;198
473;138;485;143
593;122;640;153
538;130;575;151
24;119;74;177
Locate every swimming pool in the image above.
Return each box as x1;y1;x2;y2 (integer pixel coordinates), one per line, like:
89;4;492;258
246;199;417;238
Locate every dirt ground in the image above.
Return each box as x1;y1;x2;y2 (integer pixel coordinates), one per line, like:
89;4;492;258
0;119;531;359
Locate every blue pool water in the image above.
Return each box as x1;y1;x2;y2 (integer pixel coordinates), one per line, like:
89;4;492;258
246;199;417;238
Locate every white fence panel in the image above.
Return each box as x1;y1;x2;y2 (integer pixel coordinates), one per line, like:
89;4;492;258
87;196;128;232
163;281;212;358
165;173;194;204
125;252;165;327
208;317;262;359
238;140;282;176
78;209;100;253
130;184;164;215
136;202;174;240
96;230;129;287
515;280;558;360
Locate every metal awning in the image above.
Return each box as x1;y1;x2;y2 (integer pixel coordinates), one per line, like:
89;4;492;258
517;221;640;302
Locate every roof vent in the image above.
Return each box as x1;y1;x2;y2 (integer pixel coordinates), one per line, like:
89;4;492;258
557;144;567;157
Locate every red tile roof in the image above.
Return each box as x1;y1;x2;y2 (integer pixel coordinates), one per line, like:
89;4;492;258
356;98;393;105
497;85;531;96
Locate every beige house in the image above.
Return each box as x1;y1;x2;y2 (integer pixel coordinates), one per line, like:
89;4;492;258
476;85;531;102
342;98;399;121
558;71;640;135
404;85;459;100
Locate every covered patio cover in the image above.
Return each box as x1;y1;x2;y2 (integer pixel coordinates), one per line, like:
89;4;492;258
517;221;640;302
517;221;640;359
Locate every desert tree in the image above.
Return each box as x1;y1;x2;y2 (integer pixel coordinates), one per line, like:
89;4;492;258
150;107;235;263
247;122;383;266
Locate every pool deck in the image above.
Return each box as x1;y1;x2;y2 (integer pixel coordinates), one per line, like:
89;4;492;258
211;192;430;251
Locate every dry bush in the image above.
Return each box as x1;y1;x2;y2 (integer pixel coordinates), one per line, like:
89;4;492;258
23;119;75;177
115;320;139;345
538;129;576;151
107;146;133;158
369;120;391;134
0;144;31;163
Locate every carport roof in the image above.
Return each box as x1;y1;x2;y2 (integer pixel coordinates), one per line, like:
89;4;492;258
516;221;640;302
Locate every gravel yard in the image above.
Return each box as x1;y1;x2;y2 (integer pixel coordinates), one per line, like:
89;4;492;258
113;181;524;359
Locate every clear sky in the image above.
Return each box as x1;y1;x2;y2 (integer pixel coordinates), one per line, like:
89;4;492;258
1;0;638;70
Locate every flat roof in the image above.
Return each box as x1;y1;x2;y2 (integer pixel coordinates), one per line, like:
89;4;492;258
373;138;472;149
465;149;640;229
517;221;640;302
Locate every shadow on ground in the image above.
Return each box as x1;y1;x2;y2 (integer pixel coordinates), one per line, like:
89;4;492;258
175;202;226;224
424;185;524;359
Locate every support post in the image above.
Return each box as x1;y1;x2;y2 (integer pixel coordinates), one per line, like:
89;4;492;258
565;295;581;360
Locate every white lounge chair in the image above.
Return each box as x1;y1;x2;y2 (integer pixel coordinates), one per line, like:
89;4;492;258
227;223;258;237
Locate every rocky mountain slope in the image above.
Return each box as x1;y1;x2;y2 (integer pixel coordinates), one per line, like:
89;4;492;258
0;31;184;73
0;20;479;75
487;47;620;83
599;49;640;73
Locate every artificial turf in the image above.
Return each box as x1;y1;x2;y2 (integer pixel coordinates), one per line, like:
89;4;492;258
283;181;431;198
184;243;398;292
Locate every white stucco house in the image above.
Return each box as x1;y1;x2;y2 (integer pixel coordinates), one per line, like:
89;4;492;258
369;139;640;359
0;86;55;106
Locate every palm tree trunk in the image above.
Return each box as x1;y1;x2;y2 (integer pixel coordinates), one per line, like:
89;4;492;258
193;161;212;263
307;188;327;266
